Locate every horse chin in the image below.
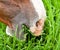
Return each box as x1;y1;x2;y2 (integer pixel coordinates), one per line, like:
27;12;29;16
30;26;42;36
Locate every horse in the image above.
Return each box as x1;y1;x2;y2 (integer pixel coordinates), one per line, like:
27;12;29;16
0;0;46;40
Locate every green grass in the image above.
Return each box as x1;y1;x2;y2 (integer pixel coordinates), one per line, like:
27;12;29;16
0;0;60;50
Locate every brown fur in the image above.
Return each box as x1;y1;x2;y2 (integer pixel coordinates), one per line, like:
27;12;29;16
0;0;37;28
0;0;25;26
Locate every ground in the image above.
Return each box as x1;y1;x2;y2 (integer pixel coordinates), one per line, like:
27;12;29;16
0;0;60;50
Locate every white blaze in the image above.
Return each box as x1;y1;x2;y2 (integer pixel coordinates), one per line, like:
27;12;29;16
30;0;46;19
30;0;46;33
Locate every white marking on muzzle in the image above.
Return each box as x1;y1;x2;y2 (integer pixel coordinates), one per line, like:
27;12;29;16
30;0;46;19
30;0;46;33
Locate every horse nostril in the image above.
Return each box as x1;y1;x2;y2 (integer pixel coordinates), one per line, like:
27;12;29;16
36;20;40;27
